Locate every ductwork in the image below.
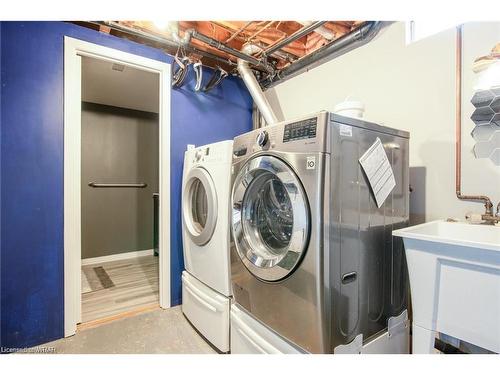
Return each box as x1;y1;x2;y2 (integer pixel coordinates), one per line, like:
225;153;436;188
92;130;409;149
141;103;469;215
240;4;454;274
237;44;279;125
263;21;385;88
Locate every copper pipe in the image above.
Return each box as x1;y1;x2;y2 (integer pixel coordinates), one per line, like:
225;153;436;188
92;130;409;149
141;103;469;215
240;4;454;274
455;25;494;215
247;21;276;41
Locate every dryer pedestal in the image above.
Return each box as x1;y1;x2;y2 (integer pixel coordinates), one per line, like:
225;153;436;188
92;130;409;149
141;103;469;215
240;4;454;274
182;271;230;352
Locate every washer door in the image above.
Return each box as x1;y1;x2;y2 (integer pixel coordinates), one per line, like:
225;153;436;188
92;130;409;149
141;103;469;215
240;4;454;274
183;167;218;246
232;155;310;282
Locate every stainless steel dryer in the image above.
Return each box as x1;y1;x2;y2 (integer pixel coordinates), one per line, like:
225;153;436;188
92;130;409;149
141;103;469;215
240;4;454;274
230;111;410;354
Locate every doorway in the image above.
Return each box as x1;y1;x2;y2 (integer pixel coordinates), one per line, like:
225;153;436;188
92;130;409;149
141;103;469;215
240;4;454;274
64;37;171;337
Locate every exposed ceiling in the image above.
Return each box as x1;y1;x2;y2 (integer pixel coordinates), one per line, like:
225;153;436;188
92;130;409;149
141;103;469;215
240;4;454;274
75;20;367;79
136;21;363;68
82;56;159;113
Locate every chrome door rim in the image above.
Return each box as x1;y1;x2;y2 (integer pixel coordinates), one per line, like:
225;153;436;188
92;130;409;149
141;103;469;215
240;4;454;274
232;155;310;282
183;167;218;246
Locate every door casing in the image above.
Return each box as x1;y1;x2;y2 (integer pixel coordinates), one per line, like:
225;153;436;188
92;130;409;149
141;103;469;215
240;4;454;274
64;37;171;336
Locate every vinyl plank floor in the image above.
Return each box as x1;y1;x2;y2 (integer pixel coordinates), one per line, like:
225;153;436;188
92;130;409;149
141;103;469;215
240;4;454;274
81;255;159;323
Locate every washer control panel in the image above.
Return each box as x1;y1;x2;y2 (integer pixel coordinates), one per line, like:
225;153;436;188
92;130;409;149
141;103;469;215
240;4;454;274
283;117;317;143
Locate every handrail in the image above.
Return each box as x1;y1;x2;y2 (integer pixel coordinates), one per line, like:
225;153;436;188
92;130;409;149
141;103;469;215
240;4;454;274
88;182;147;188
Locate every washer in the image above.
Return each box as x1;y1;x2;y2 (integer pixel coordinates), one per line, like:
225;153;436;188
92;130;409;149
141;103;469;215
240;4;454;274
230;111;410;353
181;140;233;352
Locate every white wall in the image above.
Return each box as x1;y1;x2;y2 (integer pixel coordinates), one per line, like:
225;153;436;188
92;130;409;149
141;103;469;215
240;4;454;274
265;22;500;222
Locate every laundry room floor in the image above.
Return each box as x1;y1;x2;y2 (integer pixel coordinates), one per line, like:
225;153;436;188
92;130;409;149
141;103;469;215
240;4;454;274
81;255;159;322
42;306;216;354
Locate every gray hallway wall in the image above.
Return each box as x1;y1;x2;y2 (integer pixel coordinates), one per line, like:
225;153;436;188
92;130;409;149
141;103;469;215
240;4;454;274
81;102;159;259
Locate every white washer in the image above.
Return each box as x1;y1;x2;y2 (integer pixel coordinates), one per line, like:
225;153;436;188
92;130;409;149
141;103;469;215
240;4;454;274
181;140;233;352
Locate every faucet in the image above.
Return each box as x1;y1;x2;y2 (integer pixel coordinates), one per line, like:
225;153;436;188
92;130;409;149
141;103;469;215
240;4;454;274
480;201;500;225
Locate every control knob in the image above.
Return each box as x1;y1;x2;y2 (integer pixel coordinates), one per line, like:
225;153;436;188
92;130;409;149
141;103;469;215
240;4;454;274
256;130;269;147
195;150;203;161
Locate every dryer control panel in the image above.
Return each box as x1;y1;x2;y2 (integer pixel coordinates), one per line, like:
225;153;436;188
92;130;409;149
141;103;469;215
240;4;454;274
232;111;330;159
283;118;317;143
186;140;234;166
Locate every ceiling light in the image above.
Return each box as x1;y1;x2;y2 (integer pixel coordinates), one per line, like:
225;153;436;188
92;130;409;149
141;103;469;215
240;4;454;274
152;20;172;31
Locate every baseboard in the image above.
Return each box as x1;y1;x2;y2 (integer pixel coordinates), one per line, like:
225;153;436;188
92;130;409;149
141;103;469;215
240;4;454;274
82;249;154;266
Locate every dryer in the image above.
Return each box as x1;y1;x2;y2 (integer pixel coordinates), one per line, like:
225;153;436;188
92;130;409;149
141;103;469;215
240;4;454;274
181;140;233;352
230;111;411;354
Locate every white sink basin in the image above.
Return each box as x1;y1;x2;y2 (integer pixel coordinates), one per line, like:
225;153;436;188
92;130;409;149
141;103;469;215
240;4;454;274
395;220;500;251
393;220;500;353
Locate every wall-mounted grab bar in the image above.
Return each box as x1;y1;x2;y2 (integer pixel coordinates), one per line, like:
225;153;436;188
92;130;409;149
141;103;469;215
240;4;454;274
88;182;148;188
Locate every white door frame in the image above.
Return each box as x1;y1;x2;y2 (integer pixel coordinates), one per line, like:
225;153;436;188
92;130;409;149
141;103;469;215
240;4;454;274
64;37;171;337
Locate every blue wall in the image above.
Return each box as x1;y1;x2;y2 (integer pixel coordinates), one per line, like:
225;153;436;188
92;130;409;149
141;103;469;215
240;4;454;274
0;21;252;349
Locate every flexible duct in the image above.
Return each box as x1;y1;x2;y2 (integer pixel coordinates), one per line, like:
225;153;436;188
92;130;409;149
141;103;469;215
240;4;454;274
237;44;278;125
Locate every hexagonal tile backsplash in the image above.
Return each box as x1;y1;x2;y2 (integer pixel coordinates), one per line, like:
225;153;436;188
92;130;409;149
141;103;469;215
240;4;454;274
470;87;500;166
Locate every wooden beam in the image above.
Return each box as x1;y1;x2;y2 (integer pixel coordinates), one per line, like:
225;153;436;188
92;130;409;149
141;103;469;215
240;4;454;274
305;32;328;53
98;25;111;34
323;22;351;35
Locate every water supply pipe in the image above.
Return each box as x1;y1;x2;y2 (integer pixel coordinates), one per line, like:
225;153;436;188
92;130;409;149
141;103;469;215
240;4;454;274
455;25;497;223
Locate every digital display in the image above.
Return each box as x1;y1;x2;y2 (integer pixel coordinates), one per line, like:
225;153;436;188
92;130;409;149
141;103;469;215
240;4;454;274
283;118;317;143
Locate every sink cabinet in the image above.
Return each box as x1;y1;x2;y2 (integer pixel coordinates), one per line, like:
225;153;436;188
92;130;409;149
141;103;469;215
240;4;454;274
393;220;500;353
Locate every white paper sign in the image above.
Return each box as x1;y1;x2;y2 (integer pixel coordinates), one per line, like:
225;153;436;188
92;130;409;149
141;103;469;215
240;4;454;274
359;138;395;208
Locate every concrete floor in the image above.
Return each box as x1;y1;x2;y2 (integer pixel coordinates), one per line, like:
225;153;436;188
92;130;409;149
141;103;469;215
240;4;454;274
46;306;216;354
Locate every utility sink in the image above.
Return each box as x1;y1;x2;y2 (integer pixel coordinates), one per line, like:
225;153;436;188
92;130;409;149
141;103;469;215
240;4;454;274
393;220;500;354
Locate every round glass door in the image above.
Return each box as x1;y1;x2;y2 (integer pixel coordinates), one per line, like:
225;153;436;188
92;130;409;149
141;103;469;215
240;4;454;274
232;155;310;282
183;167;218;246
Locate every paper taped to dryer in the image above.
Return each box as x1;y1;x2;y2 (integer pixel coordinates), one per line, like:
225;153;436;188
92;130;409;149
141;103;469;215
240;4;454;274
359;137;396;208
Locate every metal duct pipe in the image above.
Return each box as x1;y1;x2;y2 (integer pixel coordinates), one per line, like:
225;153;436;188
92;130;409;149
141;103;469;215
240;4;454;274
189;30;275;73
94;21;236;68
264;21;384;87
238;44;278;125
264;21;327;56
